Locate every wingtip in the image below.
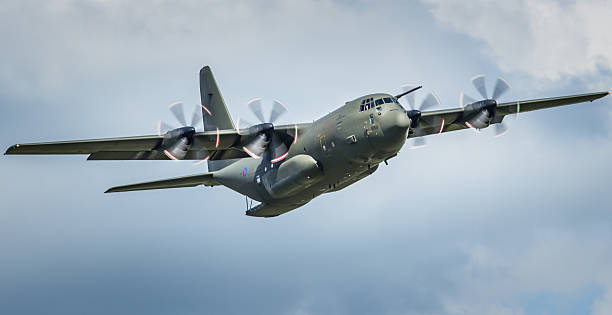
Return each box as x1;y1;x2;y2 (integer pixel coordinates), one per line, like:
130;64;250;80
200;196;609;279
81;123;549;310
4;144;20;155
597;91;611;100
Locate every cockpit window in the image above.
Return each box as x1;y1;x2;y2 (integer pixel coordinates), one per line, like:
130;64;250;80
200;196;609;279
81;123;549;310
360;97;375;112
360;97;398;112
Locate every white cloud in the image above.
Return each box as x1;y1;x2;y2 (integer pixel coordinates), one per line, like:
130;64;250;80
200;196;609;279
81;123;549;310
438;227;612;315
424;0;612;81
593;285;612;315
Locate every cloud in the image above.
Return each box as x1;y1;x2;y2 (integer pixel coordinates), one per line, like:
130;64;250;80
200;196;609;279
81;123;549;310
441;234;608;315
424;0;612;82
1;1;612;315
593;286;612;315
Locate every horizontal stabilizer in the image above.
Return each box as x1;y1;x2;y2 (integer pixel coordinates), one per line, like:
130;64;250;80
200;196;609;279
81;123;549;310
105;172;219;193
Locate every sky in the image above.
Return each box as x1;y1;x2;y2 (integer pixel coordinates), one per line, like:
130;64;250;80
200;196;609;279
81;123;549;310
1;0;611;314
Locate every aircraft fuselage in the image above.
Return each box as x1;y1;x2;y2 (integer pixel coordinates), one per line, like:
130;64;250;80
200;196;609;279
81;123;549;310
214;93;411;215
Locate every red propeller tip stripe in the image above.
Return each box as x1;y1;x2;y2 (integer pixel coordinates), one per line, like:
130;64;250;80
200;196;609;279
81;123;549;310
201;104;212;116
438;119;445;134
193;156;210;165
494;130;509;138
271;152;289;163
163;150;180;161
215;128;220;148
409;145;427;150
168;101;182;109
247;98;262;105
242;146;260;159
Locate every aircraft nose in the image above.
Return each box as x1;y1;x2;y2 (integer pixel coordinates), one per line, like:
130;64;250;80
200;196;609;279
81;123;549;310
369;108;410;155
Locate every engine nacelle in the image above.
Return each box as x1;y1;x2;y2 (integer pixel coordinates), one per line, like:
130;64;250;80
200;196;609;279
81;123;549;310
161;126;195;159
464;99;496;129
265;154;323;199
164;137;190;159
469;110;491;128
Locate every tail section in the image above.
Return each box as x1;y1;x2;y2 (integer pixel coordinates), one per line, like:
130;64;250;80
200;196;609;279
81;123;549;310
207;158;242;173
200;66;238;172
199;66;235;131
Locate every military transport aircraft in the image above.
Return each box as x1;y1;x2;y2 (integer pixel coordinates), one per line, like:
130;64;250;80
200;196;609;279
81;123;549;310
5;66;610;217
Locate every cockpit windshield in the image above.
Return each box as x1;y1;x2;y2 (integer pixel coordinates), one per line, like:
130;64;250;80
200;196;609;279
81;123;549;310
359;96;400;112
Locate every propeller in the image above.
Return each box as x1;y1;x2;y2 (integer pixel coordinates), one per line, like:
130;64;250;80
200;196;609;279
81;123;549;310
461;75;511;137
157;101;211;163
400;84;441;149
238;98;292;163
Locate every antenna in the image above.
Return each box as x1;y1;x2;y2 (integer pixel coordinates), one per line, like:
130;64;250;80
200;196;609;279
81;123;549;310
394;85;423;100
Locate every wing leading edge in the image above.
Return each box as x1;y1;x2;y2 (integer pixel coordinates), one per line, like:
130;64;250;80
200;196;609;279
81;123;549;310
410;91;610;138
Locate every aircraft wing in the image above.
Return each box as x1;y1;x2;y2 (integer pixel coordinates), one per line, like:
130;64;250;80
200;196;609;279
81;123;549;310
4;130;243;160
5;123;307;160
409;91;610;138
4;135;163;155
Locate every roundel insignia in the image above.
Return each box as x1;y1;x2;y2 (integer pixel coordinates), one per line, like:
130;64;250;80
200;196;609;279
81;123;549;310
242;168;247;177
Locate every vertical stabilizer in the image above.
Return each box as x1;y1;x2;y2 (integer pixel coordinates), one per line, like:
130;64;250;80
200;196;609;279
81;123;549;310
199;66;235;131
200;66;238;172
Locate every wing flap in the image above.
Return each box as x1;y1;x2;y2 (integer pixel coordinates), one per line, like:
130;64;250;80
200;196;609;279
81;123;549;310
105;172;219;193
87;151;167;160
87;148;250;160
